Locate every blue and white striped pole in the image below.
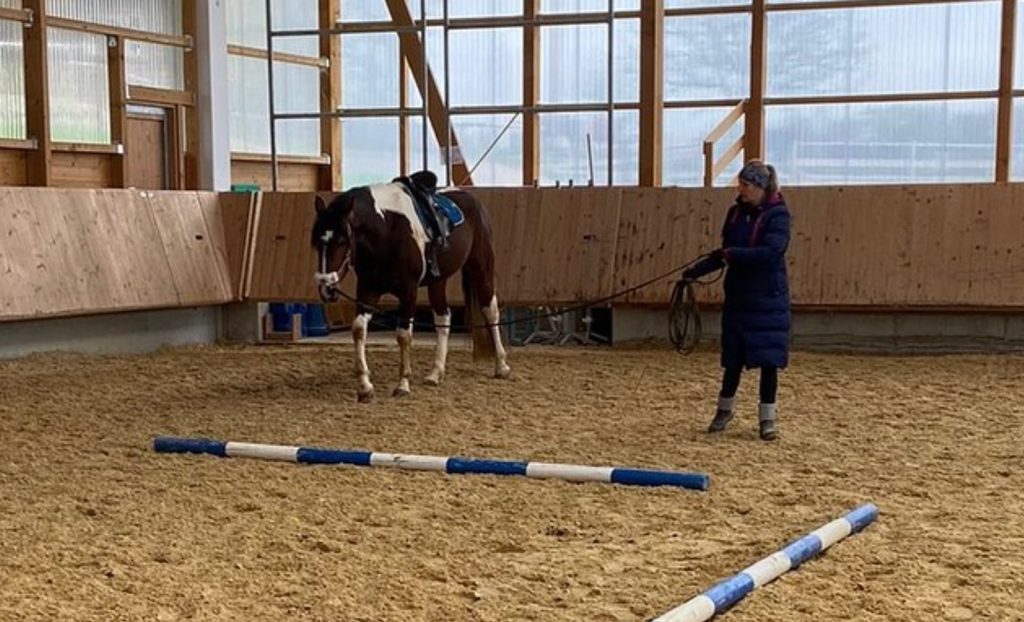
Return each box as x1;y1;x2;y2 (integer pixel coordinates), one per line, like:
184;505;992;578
152;437;710;491
651;503;878;622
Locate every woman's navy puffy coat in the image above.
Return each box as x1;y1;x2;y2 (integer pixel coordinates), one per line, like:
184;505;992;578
689;194;792;369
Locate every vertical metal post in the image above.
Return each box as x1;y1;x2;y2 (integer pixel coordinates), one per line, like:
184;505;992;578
264;0;279;190
443;0;452;185
420;0;428;171
607;0;614;186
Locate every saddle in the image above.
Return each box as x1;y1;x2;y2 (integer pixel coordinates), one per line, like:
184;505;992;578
392;170;464;279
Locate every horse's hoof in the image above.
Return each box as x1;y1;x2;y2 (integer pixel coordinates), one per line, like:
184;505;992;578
423;374;442;387
494;365;511;379
393;386;411;398
357;390;375;403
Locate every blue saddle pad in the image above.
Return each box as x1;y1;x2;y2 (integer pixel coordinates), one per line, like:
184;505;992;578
432;193;465;228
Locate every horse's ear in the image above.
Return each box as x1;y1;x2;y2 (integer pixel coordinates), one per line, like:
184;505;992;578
314;194;327;214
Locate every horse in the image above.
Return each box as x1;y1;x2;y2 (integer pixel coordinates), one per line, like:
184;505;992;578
311;171;511;402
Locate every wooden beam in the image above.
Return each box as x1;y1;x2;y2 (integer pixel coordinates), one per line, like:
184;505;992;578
23;0;50;186
523;0;540;186
996;0;1016;183
108;36;127;187
639;0;664;186
0;138;38;150
227;44;327;69
51;142;124;154
768;0;993;12
399;53;409;177
333;11;644;34
665;98;745;109
383;0;473;185
171;105;186;189
232;152;331;165
318;0;341;190
765;90;997;106
746;0;766;162
183;0;199;189
127;86;196;107
712;134;745;180
47;16;192;48
665;5;751;17
704;100;745;145
0;7;32;23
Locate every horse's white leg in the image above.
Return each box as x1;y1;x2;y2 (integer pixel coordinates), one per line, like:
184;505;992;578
352;312;375;402
424;309;451;386
394;319;413;398
483;295;511;379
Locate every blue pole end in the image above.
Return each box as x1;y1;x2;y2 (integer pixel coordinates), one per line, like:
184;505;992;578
153;437;227;457
610;468;710;490
845;503;879;533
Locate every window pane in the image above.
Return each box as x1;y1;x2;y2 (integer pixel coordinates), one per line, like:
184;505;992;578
540;111;626;185
664;107;743;187
405;27;441;108
1016;2;1024;88
341;0;389;21
612;110;638;185
768;3;1000;97
448;28;522;106
48;0;185;90
452;114;523;186
614;18;639;103
765;100;997;185
408;115;445;179
0;17;25;140
343;117;400;186
667;0;748;7
541;25;609;104
542;0;639;12
227;0;318;57
47;0;180;32
228;56;319;156
664;15;749;101
125;42;184;90
48;29;109;144
343;34;399;108
343;0;523;21
1010;99;1024;180
445;0;521;18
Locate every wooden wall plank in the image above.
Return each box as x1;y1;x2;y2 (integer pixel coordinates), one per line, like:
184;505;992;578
0;189;178;320
50;153;115;188
217;191;258;301
5;184;1024;325
0;150;27;185
616;186;733;305
246;193;322;302
231;160;320;192
0;189;238;322
152;190;235;305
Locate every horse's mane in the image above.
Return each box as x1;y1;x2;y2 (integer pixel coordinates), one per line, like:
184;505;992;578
311;187;369;247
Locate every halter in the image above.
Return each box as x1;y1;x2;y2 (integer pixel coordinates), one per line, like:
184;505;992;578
315;234;352;302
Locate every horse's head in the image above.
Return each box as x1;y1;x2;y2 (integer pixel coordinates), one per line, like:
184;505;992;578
312;193;355;303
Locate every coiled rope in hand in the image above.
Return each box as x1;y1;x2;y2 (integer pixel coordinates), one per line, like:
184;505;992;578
669;278;701;354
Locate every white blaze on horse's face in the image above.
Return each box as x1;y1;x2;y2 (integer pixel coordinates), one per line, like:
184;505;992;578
369;183;431;281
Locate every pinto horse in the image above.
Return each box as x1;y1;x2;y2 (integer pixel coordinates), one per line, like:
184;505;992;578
312;171;511;402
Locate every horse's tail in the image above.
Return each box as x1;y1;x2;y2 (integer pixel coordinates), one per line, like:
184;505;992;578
462;263;496;363
458;191;498;363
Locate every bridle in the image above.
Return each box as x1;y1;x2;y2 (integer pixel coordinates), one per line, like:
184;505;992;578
315;230;352;302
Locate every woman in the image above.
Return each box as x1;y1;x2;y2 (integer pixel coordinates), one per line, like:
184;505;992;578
682;160;791;441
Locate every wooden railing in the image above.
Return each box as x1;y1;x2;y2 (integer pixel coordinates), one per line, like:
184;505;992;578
702;100;746;187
